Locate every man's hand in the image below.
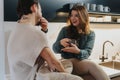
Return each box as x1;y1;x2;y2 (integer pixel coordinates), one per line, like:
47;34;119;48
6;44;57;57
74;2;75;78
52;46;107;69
40;47;65;72
40;17;48;32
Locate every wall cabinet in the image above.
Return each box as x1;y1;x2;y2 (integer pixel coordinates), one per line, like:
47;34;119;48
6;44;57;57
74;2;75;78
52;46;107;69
5;0;120;21
89;12;120;24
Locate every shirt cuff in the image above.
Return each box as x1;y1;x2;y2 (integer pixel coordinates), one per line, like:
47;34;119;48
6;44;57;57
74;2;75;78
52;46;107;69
41;29;48;33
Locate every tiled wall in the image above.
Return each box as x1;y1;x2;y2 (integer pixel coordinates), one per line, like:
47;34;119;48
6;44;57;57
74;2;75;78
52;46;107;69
4;22;120;74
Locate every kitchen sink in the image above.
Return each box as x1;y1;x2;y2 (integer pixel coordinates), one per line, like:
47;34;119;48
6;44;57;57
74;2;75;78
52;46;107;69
99;60;120;70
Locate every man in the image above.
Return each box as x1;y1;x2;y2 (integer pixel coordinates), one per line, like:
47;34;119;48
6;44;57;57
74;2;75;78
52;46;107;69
7;0;83;80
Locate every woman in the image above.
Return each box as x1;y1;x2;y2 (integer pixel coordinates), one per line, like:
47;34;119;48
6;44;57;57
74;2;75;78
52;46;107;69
53;5;110;80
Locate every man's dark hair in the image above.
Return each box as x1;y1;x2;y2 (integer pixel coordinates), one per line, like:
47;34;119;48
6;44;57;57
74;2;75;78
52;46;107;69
17;0;39;18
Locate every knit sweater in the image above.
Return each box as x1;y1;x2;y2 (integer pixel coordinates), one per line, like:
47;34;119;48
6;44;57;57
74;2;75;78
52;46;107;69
53;27;95;60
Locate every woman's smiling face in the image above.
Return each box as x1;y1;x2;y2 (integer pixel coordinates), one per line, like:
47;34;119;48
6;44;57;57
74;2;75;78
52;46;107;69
70;10;80;27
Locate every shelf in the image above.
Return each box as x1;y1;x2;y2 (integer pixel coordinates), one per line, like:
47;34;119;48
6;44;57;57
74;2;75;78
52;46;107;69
90;22;120;24
88;12;120;16
88;12;120;24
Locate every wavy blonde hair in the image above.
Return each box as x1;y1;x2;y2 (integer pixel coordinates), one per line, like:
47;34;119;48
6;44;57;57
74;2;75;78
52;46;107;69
67;5;90;34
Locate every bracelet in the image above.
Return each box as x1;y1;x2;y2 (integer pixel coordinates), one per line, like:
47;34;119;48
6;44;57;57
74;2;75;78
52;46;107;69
41;29;48;33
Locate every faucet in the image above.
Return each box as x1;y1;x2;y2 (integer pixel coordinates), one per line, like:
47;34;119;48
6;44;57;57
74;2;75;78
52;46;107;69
100;40;114;62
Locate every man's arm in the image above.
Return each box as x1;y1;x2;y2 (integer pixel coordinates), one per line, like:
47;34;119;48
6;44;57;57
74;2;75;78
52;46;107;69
40;47;65;72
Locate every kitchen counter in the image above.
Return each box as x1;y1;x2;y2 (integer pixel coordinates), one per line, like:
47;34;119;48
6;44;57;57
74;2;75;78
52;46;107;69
100;66;120;78
90;59;120;78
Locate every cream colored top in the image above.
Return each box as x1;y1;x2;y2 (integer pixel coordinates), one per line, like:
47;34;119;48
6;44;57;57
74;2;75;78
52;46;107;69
7;23;49;80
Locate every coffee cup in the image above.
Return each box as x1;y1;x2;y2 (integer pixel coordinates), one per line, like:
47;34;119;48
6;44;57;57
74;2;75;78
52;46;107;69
68;39;78;47
97;5;104;12
69;3;75;9
84;3;90;11
90;4;96;11
76;2;84;6
104;6;110;12
117;19;120;23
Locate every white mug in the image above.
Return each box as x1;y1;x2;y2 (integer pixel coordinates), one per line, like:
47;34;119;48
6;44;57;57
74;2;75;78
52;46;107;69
97;5;104;12
76;2;84;6
104;6;110;12
117;19;120;23
69;3;74;9
84;3;90;11
91;4;96;11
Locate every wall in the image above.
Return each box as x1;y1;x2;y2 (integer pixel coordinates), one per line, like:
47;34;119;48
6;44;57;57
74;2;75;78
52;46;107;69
0;0;5;79
4;22;120;75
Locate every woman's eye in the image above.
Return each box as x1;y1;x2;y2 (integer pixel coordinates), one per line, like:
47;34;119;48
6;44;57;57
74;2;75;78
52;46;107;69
70;14;73;17
70;14;79;18
75;14;79;17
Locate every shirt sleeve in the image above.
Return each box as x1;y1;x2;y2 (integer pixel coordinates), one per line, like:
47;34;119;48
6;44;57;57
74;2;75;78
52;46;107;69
52;27;66;53
20;27;49;67
77;31;95;60
8;25;49;67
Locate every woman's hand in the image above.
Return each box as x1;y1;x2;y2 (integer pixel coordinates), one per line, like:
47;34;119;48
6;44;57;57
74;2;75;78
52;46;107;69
60;38;71;47
61;43;80;54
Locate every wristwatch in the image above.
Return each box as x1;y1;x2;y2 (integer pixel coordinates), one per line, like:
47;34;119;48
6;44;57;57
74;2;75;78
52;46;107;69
41;29;48;33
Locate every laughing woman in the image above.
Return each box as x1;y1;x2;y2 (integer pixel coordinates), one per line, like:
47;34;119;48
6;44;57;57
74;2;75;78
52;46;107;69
53;5;110;80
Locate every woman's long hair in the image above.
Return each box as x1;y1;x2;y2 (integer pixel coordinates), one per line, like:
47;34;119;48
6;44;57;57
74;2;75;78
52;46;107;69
67;5;90;39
